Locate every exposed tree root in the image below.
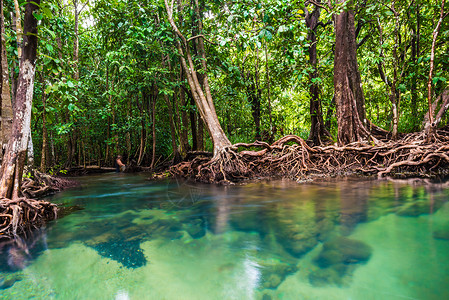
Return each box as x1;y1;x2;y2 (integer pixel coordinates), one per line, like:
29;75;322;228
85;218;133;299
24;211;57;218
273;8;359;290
168;128;449;184
21;170;78;198
0;197;57;238
0;170;76;238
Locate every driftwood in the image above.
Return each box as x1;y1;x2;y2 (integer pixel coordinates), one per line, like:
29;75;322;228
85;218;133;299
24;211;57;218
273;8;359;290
168;128;449;184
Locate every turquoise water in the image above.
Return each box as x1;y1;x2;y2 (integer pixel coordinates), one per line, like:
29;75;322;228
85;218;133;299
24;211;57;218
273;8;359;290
1;174;449;300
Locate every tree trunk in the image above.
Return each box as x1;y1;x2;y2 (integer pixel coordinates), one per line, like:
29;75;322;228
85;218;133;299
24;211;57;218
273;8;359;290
10;12;17;109
306;4;332;145
245;72;261;141
150;86;157;170
27;134;34;166
0;0;39;199
13;0;22;60
40;91;48;172
164;0;231;158
333;1;371;145
425;0;446;139
0;0;13;157
410;5;418;130
137;92;146;166
179;71;191;154
265;44;273;142
197;112;204;151
188;89;198;150
73;0;80;81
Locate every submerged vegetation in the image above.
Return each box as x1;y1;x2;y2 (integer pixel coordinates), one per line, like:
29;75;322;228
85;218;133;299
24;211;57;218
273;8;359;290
0;0;448;233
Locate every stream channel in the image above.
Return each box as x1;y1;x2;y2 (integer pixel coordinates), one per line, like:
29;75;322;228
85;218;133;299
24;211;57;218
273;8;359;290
1;173;449;299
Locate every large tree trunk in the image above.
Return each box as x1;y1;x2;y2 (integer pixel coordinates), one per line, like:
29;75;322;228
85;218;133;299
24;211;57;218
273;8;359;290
333;1;371;145
0;0;39;199
306;4;332;145
425;0;446;140
164;0;231;158
0;0;13;157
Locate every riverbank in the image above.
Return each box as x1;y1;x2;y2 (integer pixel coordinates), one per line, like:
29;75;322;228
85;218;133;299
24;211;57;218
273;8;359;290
0;171;79;238
166;129;449;184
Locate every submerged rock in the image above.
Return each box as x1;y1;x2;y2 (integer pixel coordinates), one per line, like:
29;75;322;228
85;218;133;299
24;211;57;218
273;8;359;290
0;274;23;290
275;221;318;258
315;236;372;268
259;259;298;290
183;218;206;239
309;267;342;286
310;236;372;286
433;222;449;240
396;201;431;217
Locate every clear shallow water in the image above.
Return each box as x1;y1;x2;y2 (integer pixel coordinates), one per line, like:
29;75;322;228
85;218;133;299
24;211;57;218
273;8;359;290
1;174;449;300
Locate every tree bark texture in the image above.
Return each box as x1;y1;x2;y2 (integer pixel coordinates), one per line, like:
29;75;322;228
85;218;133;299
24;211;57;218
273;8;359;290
425;0;446;139
0;0;40;199
334;1;370;145
306;4;331;145
1;0;13;155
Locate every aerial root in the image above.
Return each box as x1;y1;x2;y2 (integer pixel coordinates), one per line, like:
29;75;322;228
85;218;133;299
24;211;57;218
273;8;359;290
167;128;449;184
0;197;57;237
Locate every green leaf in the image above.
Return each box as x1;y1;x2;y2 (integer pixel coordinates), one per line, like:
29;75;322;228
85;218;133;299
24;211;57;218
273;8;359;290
33;12;43;21
42;6;54;19
265;30;273;40
46;44;53;52
67;81;75;88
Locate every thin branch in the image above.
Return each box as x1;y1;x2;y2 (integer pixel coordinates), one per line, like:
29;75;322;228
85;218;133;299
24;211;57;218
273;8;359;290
306;0;330;13
313;20;332;31
186;34;216;45
357;34;370;49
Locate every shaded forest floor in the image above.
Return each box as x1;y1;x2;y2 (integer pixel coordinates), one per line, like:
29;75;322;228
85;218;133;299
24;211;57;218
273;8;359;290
167;127;449;184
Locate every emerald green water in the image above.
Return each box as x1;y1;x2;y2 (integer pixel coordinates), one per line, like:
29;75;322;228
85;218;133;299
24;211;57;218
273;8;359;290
1;174;449;299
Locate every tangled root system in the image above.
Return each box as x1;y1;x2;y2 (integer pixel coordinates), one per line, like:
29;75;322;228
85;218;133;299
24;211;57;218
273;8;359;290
169;128;449;184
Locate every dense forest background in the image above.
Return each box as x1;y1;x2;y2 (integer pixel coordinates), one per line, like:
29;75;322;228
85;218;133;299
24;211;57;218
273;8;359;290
0;0;448;172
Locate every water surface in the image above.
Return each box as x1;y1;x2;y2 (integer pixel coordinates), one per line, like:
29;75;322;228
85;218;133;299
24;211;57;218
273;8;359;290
1;174;449;299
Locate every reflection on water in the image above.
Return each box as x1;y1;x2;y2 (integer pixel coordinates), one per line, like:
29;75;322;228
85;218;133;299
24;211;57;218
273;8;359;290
1;174;449;299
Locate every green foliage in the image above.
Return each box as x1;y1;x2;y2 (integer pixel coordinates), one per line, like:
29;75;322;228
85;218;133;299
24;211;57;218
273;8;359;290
1;0;443;168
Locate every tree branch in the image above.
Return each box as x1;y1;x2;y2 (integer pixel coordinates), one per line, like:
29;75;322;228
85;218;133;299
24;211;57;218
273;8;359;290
187;34;216;45
306;0;330;13
357;34;370;49
313;20;332;31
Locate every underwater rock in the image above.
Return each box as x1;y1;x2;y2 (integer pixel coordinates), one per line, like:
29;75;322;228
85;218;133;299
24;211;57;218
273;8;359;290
183;218;206;239
0;274;23;290
276;221;318;258
310;237;371;286
261;294;272;300
230;212;269;236
395;201;431;217
316;219;334;242
433;222;449;240
259;260;298;289
309;267;342;286
315;236;372;268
